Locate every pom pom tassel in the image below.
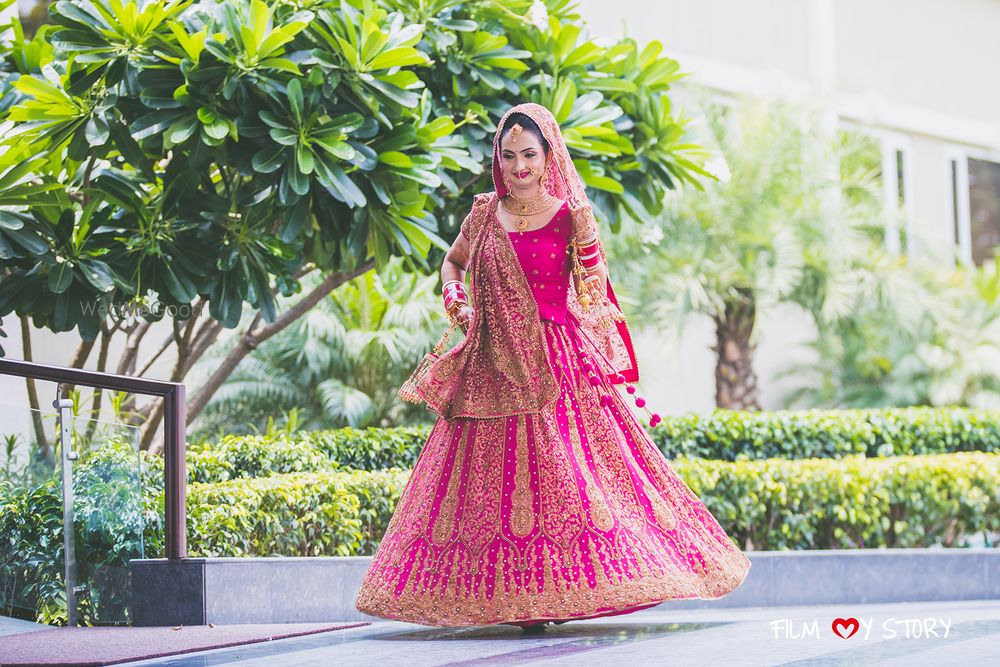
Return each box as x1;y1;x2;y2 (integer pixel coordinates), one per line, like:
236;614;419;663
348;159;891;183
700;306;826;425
578;352;663;428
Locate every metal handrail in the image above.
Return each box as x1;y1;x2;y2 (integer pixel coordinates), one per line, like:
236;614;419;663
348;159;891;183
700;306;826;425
0;357;187;560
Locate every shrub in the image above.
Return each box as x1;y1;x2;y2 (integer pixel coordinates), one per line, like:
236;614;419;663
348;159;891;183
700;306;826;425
675;452;1000;550
652;407;1000;460
183;409;1000;482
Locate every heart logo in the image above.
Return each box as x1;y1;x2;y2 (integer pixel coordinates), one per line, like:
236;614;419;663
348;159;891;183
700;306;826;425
832;617;860;639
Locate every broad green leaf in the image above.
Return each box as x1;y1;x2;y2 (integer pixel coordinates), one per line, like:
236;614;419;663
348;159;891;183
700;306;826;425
585;175;624;193
378;151;412;168
252;143;288;173
269;128;299;146
296;143;314;174
368;46;427;71
48;263;73;293
287;79;303;122
79;259;114;292
313;135;355;160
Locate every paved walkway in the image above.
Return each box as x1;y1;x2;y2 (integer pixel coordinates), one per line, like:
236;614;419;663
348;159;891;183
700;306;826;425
0;615;46;637
109;600;999;666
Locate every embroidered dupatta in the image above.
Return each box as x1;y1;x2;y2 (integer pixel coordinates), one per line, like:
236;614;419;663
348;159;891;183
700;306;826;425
411;103;639;420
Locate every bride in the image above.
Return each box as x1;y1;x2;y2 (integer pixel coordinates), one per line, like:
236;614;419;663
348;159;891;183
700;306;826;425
354;102;751;630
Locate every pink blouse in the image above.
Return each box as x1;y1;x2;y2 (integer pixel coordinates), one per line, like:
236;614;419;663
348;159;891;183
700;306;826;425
507;200;572;325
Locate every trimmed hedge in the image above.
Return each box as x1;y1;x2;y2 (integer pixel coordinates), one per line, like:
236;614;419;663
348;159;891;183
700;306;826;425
656;407;1000;460
0;443;159;626
0;478;65;624
185;408;1000;482
186;426;429;483
674;453;1000;550
299;427;429;470
187;468;409;558
186;435;337;484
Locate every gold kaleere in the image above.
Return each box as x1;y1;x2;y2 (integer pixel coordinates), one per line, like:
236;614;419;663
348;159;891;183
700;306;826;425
570;238;626;329
570;241;592;307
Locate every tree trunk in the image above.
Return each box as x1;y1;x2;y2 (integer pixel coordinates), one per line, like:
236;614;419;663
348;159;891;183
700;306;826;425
712;294;761;410
83;322;114;442
19;316;51;464
144;259;375;454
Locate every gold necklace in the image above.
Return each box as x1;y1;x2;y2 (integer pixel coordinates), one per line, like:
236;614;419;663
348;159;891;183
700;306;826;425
501;190;559;231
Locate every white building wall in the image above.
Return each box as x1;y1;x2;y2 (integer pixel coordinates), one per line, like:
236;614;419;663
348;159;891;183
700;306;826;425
909;134;955;263
834;0;1000;124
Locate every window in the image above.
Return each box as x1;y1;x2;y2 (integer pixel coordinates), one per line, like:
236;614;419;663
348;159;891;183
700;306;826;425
880;135;913;256
968;158;1000;266
950;151;1000;267
834;124;914;254
951;159;961;251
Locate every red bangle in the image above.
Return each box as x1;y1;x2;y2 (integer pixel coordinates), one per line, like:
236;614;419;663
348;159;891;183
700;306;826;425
443;283;468;311
444;293;467;308
443;283;467;298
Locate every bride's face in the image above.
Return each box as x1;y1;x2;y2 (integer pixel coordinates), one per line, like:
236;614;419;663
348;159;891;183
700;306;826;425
499;129;547;193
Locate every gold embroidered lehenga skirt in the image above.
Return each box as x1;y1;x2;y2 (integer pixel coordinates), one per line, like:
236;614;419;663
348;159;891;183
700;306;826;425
354;314;752;627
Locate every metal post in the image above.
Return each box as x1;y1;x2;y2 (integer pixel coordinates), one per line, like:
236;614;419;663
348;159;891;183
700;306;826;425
54;392;79;627
164;384;186;559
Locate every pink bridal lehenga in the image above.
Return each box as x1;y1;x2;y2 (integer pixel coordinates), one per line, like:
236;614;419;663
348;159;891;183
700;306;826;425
354;103;751;628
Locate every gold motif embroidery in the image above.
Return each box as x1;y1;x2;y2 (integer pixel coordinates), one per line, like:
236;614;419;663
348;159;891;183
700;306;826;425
431;425;471;545
356;523;750;627
607;404;679;532
649;488;678;530
588;536;607;582
459;418;505;575
530;407;582;553
511;413;534;537
416;192;561;420
563;392;615;532
542;541;556;594
414;101;642;419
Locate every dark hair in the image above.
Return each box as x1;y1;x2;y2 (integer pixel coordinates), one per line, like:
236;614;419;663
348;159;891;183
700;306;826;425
499;112;550;155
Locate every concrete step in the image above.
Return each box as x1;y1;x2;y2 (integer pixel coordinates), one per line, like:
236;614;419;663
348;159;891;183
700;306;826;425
129;548;1000;626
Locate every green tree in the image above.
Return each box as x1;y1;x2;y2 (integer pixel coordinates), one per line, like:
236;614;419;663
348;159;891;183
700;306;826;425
0;0;714;451
192;256;442;436
783;251;1000;409
608;92;887;409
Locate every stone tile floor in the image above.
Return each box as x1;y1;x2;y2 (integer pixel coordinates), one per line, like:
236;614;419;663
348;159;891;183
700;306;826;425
116;600;1000;667
0;614;46;637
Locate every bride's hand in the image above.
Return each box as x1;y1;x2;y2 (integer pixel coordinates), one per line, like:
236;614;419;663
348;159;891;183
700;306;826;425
567;196;597;239
567;196;593;220
454;304;475;333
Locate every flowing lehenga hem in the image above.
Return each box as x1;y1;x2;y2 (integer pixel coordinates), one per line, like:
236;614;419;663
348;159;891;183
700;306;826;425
354;521;753;628
356;557;751;628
